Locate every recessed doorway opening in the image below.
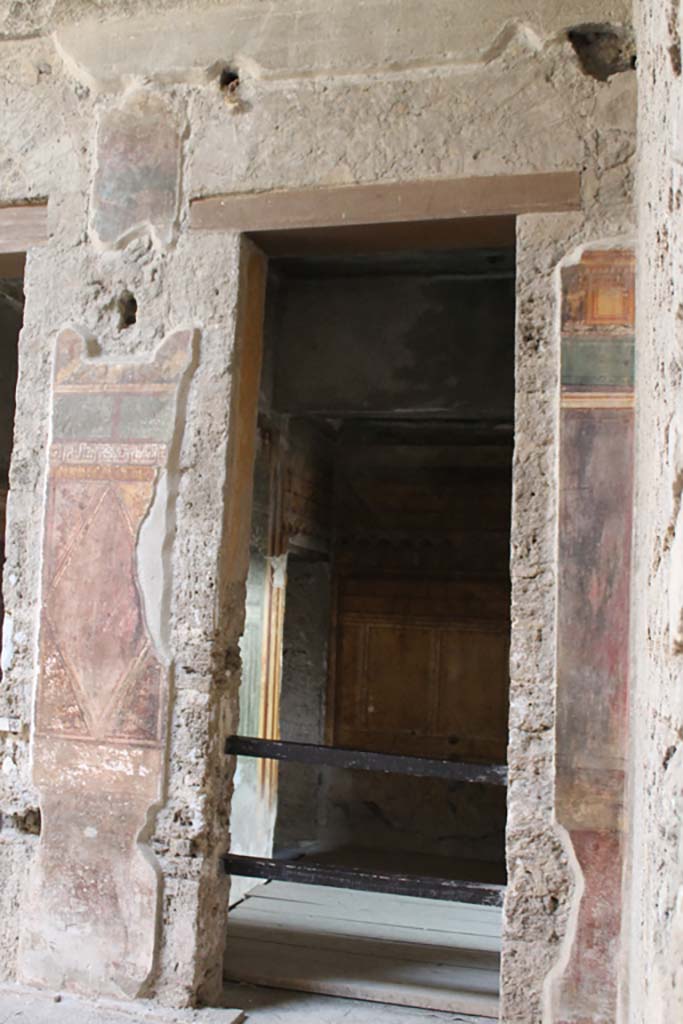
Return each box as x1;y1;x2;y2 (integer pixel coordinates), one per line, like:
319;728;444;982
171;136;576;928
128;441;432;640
226;227;515;1019
0;258;24;679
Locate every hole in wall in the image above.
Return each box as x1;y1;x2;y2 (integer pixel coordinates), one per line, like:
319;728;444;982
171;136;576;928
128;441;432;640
117;290;137;329
669;2;682;77
567;23;637;81
219;66;240;95
10;807;41;835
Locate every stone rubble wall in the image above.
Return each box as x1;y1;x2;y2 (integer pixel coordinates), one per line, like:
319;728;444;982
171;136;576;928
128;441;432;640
627;1;683;1021
0;1;635;1018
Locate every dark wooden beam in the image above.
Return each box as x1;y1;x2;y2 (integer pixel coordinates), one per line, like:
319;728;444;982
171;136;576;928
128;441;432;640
244;216;517;257
0;253;25;278
226;736;508;786
224;853;505;906
191;172;580;238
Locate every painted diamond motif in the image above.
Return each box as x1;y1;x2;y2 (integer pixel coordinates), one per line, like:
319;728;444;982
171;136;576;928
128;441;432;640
47;483;147;729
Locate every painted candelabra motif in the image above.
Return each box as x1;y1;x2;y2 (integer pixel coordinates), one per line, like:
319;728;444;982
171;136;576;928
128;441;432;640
20;326;196;996
554;249;635;1024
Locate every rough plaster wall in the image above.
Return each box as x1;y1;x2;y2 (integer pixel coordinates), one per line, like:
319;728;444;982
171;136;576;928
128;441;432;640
627;1;683;1020
0;0;636;1016
0;225;253;1002
504;216;635;1022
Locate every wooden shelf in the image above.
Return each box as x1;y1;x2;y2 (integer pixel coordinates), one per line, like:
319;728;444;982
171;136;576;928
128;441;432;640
226;735;508;786
223;853;505;906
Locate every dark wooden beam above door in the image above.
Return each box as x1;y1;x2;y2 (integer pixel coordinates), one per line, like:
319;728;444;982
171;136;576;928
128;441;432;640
190;171;580;256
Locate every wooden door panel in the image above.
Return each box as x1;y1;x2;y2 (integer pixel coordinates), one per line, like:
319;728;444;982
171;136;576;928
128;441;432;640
437;627;509;763
365;624;436;737
336;621;366;737
332;578;509;762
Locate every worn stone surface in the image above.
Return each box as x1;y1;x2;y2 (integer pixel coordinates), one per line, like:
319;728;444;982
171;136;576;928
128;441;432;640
0;0;637;1019
50;1;633;90
627;1;683;1022
0;985;243;1023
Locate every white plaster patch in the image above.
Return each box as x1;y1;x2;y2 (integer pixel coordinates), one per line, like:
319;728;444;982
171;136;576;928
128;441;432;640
669;502;683;653
137;469;170;660
1;613;14;674
668;421;683;652
673;98;683;165
271;555;287;590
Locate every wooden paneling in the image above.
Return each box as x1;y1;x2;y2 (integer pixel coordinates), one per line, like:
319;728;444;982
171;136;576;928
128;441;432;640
438;628;509;763
329;430;511;764
333;578;509;762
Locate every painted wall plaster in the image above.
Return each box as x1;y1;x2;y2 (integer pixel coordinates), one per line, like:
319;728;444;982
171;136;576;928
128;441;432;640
627;1;683;1020
552;249;635;1024
0;1;636;1018
503;222;634;1024
19;327;196;998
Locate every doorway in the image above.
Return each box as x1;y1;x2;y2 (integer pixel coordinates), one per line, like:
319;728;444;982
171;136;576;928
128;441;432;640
226;235;515;1017
0;261;23;676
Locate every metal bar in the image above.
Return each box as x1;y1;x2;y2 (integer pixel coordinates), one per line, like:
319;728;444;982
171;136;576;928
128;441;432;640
223;854;505;906
226;735;507;786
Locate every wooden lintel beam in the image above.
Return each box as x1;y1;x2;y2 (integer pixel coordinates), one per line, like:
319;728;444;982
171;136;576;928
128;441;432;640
190;172;581;237
0;204;48;255
226;735;508;786
223;853;506;906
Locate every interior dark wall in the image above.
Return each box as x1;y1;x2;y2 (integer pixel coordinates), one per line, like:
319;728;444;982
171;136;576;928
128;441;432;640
0;282;24;672
274;557;331;852
0;287;21;479
272;273;515;419
261;250;514;880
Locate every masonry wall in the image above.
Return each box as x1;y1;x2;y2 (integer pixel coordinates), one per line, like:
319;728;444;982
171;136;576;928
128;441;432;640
0;1;636;1018
627;1;683;1020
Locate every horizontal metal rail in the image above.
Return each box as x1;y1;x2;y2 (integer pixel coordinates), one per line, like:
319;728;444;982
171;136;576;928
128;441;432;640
226;735;508;786
223;853;505;906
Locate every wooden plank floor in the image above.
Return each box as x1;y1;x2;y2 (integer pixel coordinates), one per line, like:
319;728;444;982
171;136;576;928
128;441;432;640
224;881;501;1018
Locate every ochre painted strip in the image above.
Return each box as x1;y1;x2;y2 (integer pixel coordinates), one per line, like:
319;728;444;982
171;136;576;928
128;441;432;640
561;391;634;409
190;172;581;233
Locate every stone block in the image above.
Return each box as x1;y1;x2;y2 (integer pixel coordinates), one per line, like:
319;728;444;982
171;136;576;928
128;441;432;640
54;1;633;89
